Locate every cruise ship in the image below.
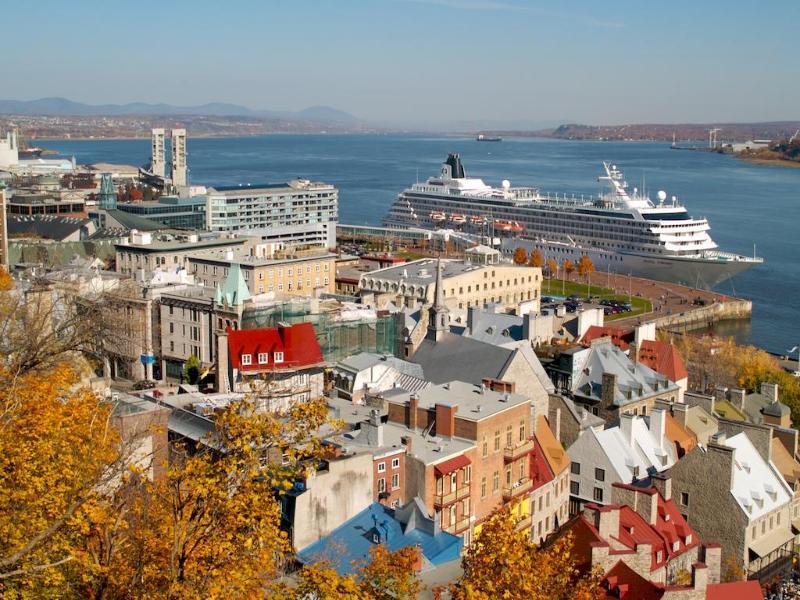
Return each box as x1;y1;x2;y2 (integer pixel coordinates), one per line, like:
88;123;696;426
383;154;762;289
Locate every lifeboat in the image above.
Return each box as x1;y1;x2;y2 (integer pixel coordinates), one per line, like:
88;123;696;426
470;215;487;226
494;219;514;232
510;221;524;233
430;211;446;222
451;213;466;225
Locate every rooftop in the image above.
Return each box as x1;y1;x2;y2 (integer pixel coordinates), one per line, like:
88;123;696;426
361;258;492;287
208;179;334;194
384;380;529;422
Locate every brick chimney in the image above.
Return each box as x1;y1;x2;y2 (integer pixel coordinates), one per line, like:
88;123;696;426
629;341;638;364
482;378;515;394
761;382;779;403
435;403;457;438
407;394;419;430
649;407;667;451
651;472;672;501
601;373;617;409
401;435;412;452
691;562;708;595
596;507;620;542
620;413;635;446
729;388;746;410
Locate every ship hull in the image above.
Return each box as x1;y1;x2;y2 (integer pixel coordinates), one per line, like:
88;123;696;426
498;238;755;290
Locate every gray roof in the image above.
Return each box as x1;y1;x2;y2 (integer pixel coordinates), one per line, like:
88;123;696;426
363;258;483;287
411;333;514;386
103;209;165;231
462;310;524;346
337;352;425;379
6;215;88;241
762;401;791;418
383;380;528;421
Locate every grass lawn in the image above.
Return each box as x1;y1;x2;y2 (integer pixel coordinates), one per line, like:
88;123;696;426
542;278;652;321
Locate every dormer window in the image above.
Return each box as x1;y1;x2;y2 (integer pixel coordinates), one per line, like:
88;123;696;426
656;550;663;563
685;534;692;545
241;353;252;366
274;351;284;364
672;540;680;552
258;352;269;364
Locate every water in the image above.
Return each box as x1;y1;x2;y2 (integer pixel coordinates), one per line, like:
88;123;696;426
41;134;800;354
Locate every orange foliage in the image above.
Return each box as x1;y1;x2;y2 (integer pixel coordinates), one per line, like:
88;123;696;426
546;257;558;278
577;255;595;279
529;249;544;268
512;247;528;265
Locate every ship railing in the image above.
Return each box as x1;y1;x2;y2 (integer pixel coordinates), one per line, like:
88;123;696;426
704;250;763;262
534;192;598;207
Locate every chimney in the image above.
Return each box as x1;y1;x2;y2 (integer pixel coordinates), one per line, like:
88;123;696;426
601;373;617;409
435;403;457;438
672;401;688;427
729;388;746;410
595;507;620;542
710;431;726;446
215;330;231;393
649;408;667;450
691;563;708;594
651;473;672;501
713;386;728;403
407;394;419;430
367;409;384;447
620;413;635;446
467;305;478;335
523;311;534;341
629;341;638;364
761;382;779;403
401;435;412;452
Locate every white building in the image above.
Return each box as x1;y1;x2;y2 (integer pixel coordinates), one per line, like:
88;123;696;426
205;180;338;249
0;130;19;168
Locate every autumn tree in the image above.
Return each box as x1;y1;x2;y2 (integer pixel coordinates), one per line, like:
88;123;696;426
183;354;201;384
452;505;603;600
546;258;558;279
528;249;543;268
293;545;422;600
563;259;575;281
512;247;528;265
578;255;595;280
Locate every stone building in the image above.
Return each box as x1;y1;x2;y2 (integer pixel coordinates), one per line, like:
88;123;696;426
545;338;680;421
668;430;795;580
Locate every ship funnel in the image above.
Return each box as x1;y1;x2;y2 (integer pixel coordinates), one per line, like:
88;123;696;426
444;153;466;179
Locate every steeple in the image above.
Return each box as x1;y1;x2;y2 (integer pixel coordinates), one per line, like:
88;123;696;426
427;257;449;342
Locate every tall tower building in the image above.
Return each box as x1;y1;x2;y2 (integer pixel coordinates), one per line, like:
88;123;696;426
151;128;166;177
0;186;8;271
171;128;187;187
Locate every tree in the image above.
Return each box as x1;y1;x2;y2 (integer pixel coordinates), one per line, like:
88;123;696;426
452;505;603;599
546;258;558;279
183;354;201;385
563;259;575;281
512;247;528;265
577;255;595;280
528;249;543;268
294;544;422;600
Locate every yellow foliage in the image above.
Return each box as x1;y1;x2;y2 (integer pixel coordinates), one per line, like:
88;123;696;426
513;247;528;265
452;505;604;599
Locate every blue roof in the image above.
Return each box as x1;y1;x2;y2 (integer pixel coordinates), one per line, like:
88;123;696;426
296;502;462;575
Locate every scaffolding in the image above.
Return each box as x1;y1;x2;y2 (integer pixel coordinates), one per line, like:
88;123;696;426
241;300;398;363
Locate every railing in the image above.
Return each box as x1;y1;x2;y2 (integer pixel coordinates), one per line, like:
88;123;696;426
503;439;534;462
503;477;533;501
443;516;471;535
515;514;533;531
434;485;471;508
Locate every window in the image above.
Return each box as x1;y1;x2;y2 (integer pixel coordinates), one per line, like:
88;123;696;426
505;466;512;486
656;550;663;563
258;352;269;364
274;352;284;363
464;465;471;483
593;487;604;502
519;420;526;442
391;473;399;490
378;478;386;493
391;457;400;469
595;468;605;482
494;430;501;451
571;462;581;475
506;425;513;447
752;526;757;539
241;353;252;366
481;477;487;499
680;492;689;507
169;322;174;334
493;471;500;492
482;436;488;458
570;481;580;495
377;462;386;473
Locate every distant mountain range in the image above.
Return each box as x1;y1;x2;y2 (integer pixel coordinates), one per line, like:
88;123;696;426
0;97;360;124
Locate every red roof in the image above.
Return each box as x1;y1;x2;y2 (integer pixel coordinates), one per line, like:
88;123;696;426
580;325;634;350
434;454;471;476
602;560;665;600
529;437;555;492
706;580;763;600
227;322;324;372
638;340;688;382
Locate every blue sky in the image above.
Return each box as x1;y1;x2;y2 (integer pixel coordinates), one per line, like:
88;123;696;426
2;0;798;126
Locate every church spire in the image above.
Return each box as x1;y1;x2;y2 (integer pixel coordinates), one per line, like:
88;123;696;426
427;257;449;342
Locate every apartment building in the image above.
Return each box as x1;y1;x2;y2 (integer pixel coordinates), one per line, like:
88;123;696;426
188;247;336;298
530;415;571;544
205;179;338;248
359;257;541;320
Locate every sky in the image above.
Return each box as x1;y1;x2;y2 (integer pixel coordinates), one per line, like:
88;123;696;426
2;0;798;127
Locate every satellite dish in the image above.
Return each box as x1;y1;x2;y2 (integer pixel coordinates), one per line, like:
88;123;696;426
657;190;667;202
502;179;511;189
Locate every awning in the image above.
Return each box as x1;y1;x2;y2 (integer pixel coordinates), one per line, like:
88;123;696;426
792;519;800;535
434;454;471;476
748;527;795;558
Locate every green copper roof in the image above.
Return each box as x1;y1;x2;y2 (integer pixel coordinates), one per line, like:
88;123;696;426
218;263;251;306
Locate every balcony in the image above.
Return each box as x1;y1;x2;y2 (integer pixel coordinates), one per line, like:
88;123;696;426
515;514;533;531
434;485;471;508
443;516;471;535
503;439;534;462
503;477;533;501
